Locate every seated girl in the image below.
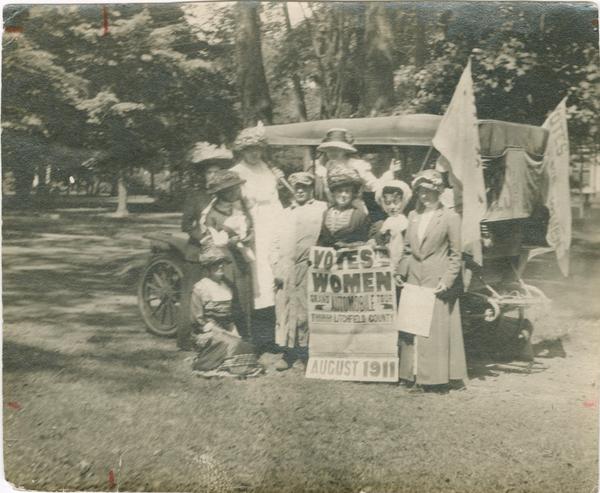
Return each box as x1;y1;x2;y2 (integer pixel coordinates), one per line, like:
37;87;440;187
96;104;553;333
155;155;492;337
369;179;412;267
190;248;263;378
318;164;371;249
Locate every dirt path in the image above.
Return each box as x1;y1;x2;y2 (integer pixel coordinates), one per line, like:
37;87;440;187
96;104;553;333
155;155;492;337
2;210;598;492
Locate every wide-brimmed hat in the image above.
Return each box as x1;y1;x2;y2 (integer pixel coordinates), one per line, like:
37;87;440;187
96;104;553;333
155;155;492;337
288;171;315;188
206;169;245;195
411;169;445;192
317;128;357;154
189;142;233;166
233;123;268;152
198;247;231;266
375;179;413;212
327;164;361;190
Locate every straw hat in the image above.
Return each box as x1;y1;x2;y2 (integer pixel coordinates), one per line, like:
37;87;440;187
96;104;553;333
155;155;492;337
411;169;445;192
317;128;357;154
206;170;245;195
198;247;231;266
233;123;267;152
189;142;233;165
327;164;361;190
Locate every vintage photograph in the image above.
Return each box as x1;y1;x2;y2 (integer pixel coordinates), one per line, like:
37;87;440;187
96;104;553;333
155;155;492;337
2;1;599;491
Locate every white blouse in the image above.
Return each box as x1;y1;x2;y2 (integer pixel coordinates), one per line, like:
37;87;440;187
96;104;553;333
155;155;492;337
417;209;436;242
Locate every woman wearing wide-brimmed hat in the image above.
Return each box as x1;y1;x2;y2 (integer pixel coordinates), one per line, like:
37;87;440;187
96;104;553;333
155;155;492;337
178;142;235;350
231;125;285;351
395;169;467;392
314;128;379;202
317;164;371;248
182;142;235;246
199;169;254;340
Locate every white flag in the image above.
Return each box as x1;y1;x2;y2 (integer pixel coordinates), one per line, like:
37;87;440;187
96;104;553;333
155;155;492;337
542;98;571;277
432;60;487;265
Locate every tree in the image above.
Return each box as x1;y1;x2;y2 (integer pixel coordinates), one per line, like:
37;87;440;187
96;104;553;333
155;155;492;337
2;4;239;213
281;3;308;122
235;2;273;125
391;1;599;144
362;3;395;115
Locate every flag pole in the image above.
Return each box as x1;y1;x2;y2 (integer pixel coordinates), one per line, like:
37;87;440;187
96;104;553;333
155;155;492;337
418;146;434;172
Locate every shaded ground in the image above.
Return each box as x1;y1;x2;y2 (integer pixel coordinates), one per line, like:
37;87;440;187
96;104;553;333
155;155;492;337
2;203;599;492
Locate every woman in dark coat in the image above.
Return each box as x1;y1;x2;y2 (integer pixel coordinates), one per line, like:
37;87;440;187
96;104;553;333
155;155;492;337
178;143;234;350
199;170;254;339
318;164;371;248
396;169;467;390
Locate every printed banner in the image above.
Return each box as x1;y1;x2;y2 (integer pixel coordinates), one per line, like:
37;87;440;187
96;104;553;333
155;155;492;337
306;246;399;382
542;97;571;277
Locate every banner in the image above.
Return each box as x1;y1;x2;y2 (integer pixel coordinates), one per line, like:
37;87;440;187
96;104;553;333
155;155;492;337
542;97;571;277
306;246;399;382
432;60;487;265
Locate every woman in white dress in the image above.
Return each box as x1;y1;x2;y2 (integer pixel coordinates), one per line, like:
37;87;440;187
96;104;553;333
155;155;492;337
231;125;285;351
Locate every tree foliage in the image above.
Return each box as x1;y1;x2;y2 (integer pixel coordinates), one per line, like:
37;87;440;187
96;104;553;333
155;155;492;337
2;2;598;205
2;4;238;207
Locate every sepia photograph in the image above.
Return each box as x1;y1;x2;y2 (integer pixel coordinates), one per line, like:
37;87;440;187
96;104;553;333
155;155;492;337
1;1;599;491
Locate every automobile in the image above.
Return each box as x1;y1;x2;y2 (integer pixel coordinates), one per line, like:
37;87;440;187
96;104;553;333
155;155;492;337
138;114;554;350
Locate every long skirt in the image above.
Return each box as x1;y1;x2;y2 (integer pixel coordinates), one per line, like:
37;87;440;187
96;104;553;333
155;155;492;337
192;322;263;378
275;260;310;349
398;294;467;385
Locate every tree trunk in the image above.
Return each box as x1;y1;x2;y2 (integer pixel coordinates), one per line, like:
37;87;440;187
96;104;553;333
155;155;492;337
415;11;427;69
14;167;34;206
236;1;273;126
150;169;155;197
114;169;129;217
35;163;48;195
362;3;395;115
282;3;308;122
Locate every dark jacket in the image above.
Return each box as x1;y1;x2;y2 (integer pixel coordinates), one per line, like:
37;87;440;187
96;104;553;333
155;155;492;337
318;203;371;248
181;188;212;244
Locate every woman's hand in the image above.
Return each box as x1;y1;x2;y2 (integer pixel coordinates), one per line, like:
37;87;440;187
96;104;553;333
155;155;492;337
394;274;405;287
228;234;241;245
272;167;285;182
389;158;402;174
433;281;448;295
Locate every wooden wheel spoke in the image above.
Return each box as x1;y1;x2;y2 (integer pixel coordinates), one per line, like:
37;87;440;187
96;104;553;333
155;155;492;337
160;302;169;324
151;299;166;317
165;302;175;326
146;281;162;293
152;272;167;289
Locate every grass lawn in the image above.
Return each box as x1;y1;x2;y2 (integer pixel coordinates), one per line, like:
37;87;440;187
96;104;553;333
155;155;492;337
2;205;598;492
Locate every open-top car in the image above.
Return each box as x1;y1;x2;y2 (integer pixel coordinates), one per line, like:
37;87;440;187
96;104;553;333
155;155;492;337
138;114;553;343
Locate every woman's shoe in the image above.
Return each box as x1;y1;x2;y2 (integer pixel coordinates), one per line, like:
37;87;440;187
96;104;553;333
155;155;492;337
424;384;449;394
408;384;424;394
275;357;292;372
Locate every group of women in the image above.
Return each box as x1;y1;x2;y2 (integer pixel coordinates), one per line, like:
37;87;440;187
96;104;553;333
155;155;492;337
178;125;468;392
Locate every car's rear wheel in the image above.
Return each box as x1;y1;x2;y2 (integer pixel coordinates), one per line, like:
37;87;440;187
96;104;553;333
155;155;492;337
137;253;184;337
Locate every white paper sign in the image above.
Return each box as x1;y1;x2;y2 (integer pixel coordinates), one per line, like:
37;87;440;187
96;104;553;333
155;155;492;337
395;284;436;337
